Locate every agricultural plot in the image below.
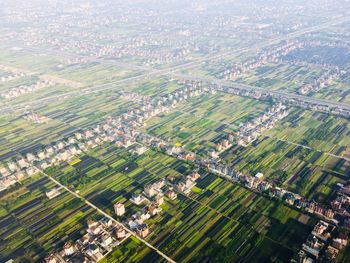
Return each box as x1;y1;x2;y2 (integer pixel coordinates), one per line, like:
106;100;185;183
266;109;350;156
0;90;132;161
0;2;350;263
144;93;269;153
219;109;350;200
0;46;143;86
44;144;316;262
0;173;96;262
128;77;184;96
0;172;160;263
234;62;324;92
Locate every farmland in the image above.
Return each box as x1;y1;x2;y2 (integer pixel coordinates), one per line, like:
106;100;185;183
41;144;316;262
1;1;350;262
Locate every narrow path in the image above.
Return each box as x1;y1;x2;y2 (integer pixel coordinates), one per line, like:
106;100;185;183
36;167;176;263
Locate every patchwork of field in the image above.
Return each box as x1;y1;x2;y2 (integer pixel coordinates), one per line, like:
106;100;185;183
0;172;166;263
144;93;269;153
0;86;138;158
141;95;350;203
43;144;316;262
0;11;350;263
0;47;144;86
0;173;96;262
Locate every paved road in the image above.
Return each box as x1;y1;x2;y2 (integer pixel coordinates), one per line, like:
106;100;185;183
36;167;176;263
172;72;350;110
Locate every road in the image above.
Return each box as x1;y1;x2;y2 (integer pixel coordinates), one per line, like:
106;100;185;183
172;72;350;111
36;167;176;263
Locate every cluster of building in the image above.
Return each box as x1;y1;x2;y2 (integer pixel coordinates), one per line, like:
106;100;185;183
113;179;177;238
44;218;130;263
175;171;200;194
76;37;194;66
330;182;350;230
0;65;26;82
0;161;38;191
205;159;340;223
219;40;303;80
231;103;288;146
1;79;55;99
296;220;348;262
0;82;203;191
23;111;50;124
282;40;350;67
299;69;345;95
143;132;342;226
120;91;151;104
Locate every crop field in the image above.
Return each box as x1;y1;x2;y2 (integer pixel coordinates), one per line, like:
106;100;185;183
140;94;350;201
0;171;161;263
1;2;350;263
0;46;144;86
0;173;97;262
0;90;132;161
43;143;316;262
144;93;269;153
266;109;350;154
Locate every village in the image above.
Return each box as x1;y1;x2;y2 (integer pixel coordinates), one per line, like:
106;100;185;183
44;218;130;263
1;79;56;99
1;1;350;262
1;75;350;262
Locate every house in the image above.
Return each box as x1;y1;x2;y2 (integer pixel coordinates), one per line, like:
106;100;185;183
45;254;60;263
144;184;156;198
302;236;324;258
114;202;125;216
324;208;335;219
136;224;149;238
37;151;47;160
190;172;200;181
0;166;10;177
208;149;219;159
332;233;348;250
85;243;104;261
147;204;161;216
116;227;126;239
87;221;102;236
255;172;264;180
325;246;339;261
177;182;186;192
100;233;113;247
17;158;29;169
135;145;148;155
7;162;18;172
155;194;164;206
134;211;150;224
45;188;61;199
63;242;76;256
311;221;334;242
166;189;177;200
127;219;138;229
